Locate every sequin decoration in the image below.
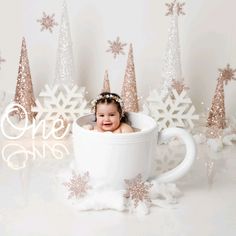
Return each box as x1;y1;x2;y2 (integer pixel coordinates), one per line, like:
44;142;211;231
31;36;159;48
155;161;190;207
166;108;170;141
106;36;127;59
165;0;185;16
0;53;6;69
37;12;58;33
54;1;74;86
11;37;36;122
124;174;153;208
63;171;91;199
121;44;139;112
207;64;236;129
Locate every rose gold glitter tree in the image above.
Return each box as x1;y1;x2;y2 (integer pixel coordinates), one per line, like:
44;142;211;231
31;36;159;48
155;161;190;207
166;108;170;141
207;64;236;129
101;70;111;93
12;37;36;122
121;44;139;112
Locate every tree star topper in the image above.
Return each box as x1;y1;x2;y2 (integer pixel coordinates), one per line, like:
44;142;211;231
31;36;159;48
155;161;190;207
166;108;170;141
218;64;236;85
106;37;127;59
37;12;58;33
124;174;153;208
63;171;91;199
165;0;185;16
171;79;189;94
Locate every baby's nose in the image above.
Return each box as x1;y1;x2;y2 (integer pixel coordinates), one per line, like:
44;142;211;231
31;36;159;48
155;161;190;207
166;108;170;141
104;116;110;121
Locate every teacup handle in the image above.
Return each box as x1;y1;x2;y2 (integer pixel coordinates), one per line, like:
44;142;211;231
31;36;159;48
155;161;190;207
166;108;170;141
155;127;196;183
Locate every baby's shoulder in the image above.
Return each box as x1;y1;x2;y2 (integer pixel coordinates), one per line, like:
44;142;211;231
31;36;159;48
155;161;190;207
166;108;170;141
120;123;134;133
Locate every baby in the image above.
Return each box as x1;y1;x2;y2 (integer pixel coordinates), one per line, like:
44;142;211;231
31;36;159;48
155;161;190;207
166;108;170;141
87;92;133;133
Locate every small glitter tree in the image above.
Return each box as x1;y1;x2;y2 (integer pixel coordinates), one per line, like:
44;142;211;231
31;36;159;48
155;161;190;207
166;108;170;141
207;64;236;129
12;37;36;122
121;44;139;112
101;70;111;93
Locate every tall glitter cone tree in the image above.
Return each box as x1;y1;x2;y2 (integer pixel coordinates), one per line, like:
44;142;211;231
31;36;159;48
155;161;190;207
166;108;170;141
54;1;74;87
160;0;185;97
121;44;139;112
101;70;111;93
12;37;36;122
207;64;236;129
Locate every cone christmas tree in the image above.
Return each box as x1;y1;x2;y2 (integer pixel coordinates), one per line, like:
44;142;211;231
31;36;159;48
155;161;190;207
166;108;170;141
160;0;185;97
207;64;236;129
121;44;139;112
54;1;74;87
101;70;111;93
12;37;36;122
207;78;226;129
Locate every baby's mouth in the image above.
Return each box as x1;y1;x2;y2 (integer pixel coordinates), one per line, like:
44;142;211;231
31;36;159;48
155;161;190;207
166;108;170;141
103;123;112;126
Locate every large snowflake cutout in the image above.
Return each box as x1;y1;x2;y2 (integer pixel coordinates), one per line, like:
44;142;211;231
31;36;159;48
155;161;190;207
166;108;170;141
63;171;91;199
124;174;153;208
106;37;127;59
143;89;199;130
37;12;58;33
32;84;90;122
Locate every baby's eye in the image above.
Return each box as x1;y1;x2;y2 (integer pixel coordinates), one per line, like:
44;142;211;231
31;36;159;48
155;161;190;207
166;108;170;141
98;114;104;117
110;114;115;116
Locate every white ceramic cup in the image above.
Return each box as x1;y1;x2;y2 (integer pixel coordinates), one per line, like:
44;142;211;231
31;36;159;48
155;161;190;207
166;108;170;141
72;112;196;189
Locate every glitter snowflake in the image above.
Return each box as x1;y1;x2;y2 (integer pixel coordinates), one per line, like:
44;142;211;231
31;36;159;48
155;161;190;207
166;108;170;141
106;37;127;59
0;54;6;69
218;64;236;85
165;0;185;16
32;84;90;122
124;174;153;208
37;12;58;33
171;79;189;94
63;171;91;199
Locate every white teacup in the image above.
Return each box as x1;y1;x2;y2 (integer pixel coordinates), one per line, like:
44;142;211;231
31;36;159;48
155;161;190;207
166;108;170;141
72;112;196;189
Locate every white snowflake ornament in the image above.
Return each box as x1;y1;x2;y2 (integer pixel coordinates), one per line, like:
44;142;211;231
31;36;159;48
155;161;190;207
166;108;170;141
33;84;90;122
143;89;199;130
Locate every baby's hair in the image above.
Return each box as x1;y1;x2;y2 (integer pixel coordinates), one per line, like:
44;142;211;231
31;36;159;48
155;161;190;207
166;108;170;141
92;92;129;123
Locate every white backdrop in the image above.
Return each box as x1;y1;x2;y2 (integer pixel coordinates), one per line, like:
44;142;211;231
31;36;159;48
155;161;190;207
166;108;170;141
0;0;235;116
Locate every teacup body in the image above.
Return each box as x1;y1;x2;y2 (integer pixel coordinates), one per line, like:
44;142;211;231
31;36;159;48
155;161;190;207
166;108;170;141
73;112;196;189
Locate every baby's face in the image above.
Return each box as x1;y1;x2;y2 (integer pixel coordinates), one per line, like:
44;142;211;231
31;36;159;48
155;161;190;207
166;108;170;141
96;103;121;132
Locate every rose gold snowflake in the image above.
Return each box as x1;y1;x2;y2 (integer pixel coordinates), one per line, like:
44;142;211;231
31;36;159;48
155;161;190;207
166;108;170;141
37;12;58;33
124;174;153;208
0;54;6;69
106;37;127;59
218;64;236;85
171;79;189;94
63;171;91;199
166;0;185;16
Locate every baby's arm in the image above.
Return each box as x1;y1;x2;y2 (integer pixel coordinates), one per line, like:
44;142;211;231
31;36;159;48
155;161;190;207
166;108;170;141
82;124;94;130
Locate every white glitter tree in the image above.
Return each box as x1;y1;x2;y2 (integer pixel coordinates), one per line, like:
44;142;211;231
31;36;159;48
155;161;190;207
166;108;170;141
54;1;74;87
160;1;185;97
